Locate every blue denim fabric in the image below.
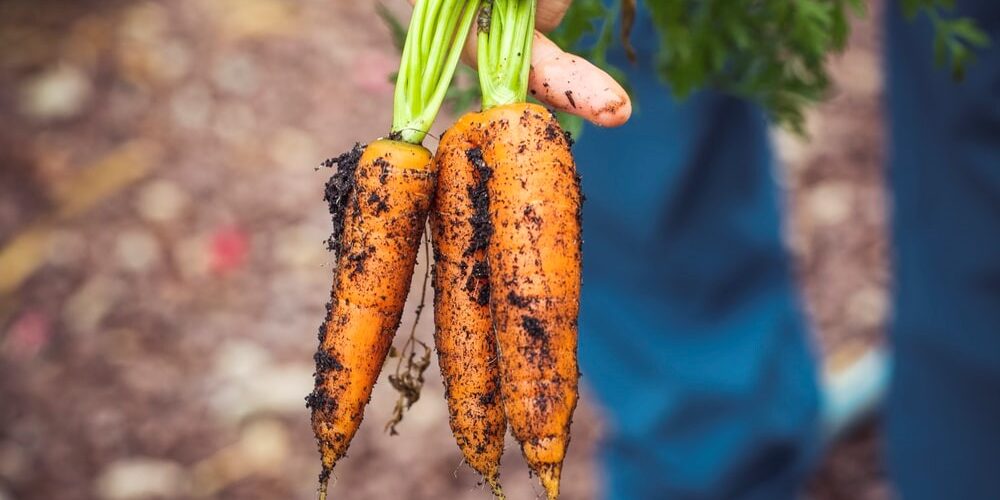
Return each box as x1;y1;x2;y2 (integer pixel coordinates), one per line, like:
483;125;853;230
885;1;1000;499
574;1;1000;498
572;5;820;499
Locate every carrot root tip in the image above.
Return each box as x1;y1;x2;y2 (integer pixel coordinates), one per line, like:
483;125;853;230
538;463;562;500
317;466;331;500
486;473;505;500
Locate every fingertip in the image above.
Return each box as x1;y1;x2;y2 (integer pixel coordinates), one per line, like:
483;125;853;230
590;95;632;128
529;33;632;128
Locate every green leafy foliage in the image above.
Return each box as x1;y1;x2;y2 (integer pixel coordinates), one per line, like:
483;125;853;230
552;0;990;133
901;0;991;80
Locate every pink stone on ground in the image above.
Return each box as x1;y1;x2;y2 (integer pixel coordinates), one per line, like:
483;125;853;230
209;226;250;275
2;310;51;361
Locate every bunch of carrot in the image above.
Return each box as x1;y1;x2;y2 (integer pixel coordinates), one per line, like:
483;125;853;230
309;1;616;498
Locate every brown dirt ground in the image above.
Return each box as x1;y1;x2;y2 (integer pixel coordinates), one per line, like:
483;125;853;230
0;1;889;499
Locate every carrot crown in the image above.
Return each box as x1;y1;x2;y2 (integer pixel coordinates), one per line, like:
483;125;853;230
478;0;536;109
392;0;481;144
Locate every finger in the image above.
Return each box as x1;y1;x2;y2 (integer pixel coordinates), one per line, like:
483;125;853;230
528;33;632;127
458;32;631;127
536;0;572;33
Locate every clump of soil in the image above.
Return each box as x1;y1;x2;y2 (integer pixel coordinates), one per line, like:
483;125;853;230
322;143;365;254
465;147;493;256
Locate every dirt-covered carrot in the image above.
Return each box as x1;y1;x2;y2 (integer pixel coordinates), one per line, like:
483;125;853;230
306;2;479;498
480;3;581;498
430;112;507;498
432;1;583;497
481;101;581;500
309;140;433;492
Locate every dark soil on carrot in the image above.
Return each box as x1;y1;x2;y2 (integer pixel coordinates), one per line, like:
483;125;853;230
465;147;493;257
0;1;886;499
323;144;364;254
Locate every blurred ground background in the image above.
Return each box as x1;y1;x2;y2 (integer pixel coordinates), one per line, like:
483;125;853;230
0;0;888;499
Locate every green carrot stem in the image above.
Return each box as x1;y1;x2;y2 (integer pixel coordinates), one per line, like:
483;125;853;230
478;0;536;109
392;0;480;144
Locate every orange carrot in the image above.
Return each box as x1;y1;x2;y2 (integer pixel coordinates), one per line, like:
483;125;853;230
481;103;581;499
483;104;582;498
430;113;507;497
308;140;434;492
470;1;584;496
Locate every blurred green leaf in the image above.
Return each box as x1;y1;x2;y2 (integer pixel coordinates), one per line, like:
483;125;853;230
949;18;991;47
444;65;481;116
376;3;408;52
553;0;990;134
556;111;584;140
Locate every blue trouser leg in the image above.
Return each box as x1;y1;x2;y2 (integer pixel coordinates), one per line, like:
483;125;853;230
885;2;1000;498
574;7;820;499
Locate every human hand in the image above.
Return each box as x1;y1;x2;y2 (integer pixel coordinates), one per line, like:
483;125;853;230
406;0;632;127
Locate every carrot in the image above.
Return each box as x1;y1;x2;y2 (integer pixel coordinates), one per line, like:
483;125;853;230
430;1;583;496
481;102;581;500
309;139;434;487
430;112;507;498
478;3;582;497
306;2;480;498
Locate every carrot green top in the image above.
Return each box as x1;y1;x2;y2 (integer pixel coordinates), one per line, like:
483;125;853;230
391;0;480;144
478;0;536;110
